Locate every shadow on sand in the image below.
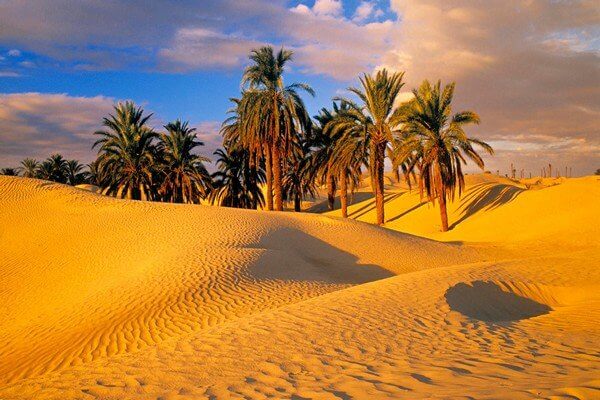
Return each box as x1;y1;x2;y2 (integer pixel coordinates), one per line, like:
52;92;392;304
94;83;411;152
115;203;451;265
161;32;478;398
445;281;551;322
306;192;375;213
246;227;394;285
449;183;524;230
348;192;402;219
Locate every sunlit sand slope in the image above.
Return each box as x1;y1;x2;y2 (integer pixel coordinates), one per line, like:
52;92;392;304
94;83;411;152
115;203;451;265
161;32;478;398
0;177;473;384
328;174;600;246
0;175;598;399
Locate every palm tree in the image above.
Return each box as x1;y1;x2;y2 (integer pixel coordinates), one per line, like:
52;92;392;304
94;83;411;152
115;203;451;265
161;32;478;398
240;46;314;211
157;120;212;203
66;159;88;185
93;101;157;200
19;158;39;178
209;146;265;209
0;167;19;176
330;111;369;218
36;160;54;181
396;80;493;231
282;141;317;212
339;69;406;224
87;160;106;187
311;104;340;211
37;154;69;183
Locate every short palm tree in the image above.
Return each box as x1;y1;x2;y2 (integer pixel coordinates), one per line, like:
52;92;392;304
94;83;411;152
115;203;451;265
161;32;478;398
157;120;212;203
396;80;494;231
93;101;157;200
38;154;69;183
19;158;39;178
339;69;406;224
282;141;318;212
240;46;313;211
209;146;265;209
310;104;340;211
66;159;88;185
330;111;369;218
0;167;19;176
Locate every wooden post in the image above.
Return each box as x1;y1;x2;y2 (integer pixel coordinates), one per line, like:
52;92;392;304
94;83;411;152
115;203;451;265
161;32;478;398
548;164;552;178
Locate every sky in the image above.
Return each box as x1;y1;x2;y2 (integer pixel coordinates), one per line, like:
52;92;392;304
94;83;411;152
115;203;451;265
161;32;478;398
0;0;598;176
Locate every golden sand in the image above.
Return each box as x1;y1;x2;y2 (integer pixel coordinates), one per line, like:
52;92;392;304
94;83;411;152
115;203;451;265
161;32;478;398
0;174;598;399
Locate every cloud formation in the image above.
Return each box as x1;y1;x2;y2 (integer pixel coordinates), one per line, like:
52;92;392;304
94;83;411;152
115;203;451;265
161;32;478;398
0;1;598;174
0;93;114;165
381;0;600;175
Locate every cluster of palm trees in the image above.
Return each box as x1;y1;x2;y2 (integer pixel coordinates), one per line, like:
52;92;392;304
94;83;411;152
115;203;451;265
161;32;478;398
1;45;493;231
216;46;492;230
4;154;89;185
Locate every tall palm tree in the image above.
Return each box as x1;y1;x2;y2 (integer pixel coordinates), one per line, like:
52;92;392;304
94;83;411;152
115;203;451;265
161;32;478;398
396;80;493;231
93;101;157;200
209;146;265;209
19;158;39;178
340;69;406;224
240;46;314;211
66;159;88;185
157;120;212;203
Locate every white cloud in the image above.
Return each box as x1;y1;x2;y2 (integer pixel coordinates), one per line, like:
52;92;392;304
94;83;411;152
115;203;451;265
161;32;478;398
313;0;343;17
0;93;115;165
0;71;20;77
7;49;21;57
353;1;375;22
159;28;263;70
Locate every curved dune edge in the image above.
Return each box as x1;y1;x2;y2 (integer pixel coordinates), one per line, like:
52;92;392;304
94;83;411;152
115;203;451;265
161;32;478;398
1;175;599;399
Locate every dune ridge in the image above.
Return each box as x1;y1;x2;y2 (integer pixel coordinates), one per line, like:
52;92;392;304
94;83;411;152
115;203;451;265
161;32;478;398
0;175;599;399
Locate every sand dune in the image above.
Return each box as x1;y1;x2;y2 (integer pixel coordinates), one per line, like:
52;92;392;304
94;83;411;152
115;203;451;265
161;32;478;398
0;175;599;399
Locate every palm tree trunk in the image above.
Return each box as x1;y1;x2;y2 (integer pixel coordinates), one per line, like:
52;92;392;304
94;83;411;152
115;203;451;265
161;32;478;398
339;171;348;218
393;165;400;183
264;144;273;211
326;171;336;211
294;192;301;212
374;142;386;225
272;142;284;211
439;191;449;232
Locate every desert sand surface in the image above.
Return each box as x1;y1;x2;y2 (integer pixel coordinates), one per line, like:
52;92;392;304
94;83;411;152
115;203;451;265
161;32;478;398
0;174;598;399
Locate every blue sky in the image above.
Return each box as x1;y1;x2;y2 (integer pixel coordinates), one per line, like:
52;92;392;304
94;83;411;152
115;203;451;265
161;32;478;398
1;0;598;175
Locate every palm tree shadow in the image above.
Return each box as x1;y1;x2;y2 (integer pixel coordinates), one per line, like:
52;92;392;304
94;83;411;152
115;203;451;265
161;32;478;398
386;201;427;223
306;192;375;213
349;192;402;219
449;183;525;230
